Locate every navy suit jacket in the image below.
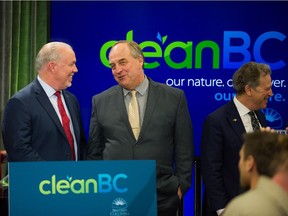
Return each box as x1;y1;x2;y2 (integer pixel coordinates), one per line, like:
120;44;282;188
2;79;86;161
87;77;194;196
201;100;266;216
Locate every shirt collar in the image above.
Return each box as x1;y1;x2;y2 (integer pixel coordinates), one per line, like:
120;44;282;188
233;96;251;117
37;75;58;98
123;75;149;96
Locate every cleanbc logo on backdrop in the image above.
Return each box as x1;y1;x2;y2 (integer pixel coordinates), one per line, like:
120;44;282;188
100;30;286;70
39;174;128;195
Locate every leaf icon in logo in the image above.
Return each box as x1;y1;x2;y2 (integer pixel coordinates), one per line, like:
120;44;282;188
156;32;168;45
66;176;73;182
162;35;167;44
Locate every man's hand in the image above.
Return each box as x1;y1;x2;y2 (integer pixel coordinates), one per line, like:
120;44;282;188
177;186;182;199
260;126;275;132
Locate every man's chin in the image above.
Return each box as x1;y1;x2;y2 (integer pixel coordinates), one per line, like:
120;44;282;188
66;82;72;88
118;80;129;89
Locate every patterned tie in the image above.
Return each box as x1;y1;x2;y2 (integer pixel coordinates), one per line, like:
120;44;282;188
128;90;141;139
248;111;260;131
55;91;76;160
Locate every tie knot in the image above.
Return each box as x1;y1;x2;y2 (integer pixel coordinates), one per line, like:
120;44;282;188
130;90;137;97
248;111;257;117
55;91;61;98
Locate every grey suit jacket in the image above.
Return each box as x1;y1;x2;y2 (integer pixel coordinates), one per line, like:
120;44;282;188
87;78;193;195
2;79;86;161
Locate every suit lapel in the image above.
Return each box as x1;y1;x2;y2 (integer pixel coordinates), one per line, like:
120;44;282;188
226;101;246;143
255;110;266;128
139;80;158;138
62;91;80;143
114;86;135;138
33;79;66;138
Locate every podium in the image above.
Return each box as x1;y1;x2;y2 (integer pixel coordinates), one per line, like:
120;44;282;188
8;160;157;216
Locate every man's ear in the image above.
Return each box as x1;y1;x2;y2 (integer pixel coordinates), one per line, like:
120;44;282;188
136;56;144;69
246;155;255;172
47;61;56;73
244;84;253;96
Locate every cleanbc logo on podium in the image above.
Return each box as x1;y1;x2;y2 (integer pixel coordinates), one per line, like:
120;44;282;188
9;161;157;216
39;174;128;195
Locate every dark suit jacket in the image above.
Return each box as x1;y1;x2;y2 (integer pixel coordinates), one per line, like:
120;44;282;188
2;79;86;161
201;100;266;216
87;78;193;196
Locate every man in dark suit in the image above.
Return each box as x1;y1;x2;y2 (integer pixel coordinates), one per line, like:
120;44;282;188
2;42;86;161
201;62;273;216
87;40;194;216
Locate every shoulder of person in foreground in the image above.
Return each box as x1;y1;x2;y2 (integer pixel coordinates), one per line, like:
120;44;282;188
223;176;286;216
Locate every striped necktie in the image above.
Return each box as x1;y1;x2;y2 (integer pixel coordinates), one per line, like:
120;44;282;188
248;111;260;131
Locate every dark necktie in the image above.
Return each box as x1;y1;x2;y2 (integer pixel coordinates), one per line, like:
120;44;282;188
55;91;76;160
248;111;260;131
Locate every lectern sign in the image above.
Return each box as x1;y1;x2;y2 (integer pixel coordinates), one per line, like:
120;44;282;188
8;160;157;216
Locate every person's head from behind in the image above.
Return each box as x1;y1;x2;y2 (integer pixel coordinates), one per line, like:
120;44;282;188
108;40;145;90
35;42;78;91
232;62;273;110
269;134;288;177
239;131;286;190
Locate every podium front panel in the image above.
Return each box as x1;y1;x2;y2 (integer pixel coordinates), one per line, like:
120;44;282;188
8;160;157;216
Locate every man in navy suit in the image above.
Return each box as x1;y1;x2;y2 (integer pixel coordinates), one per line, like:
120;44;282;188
87;40;194;216
201;62;273;216
2;42;86;161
